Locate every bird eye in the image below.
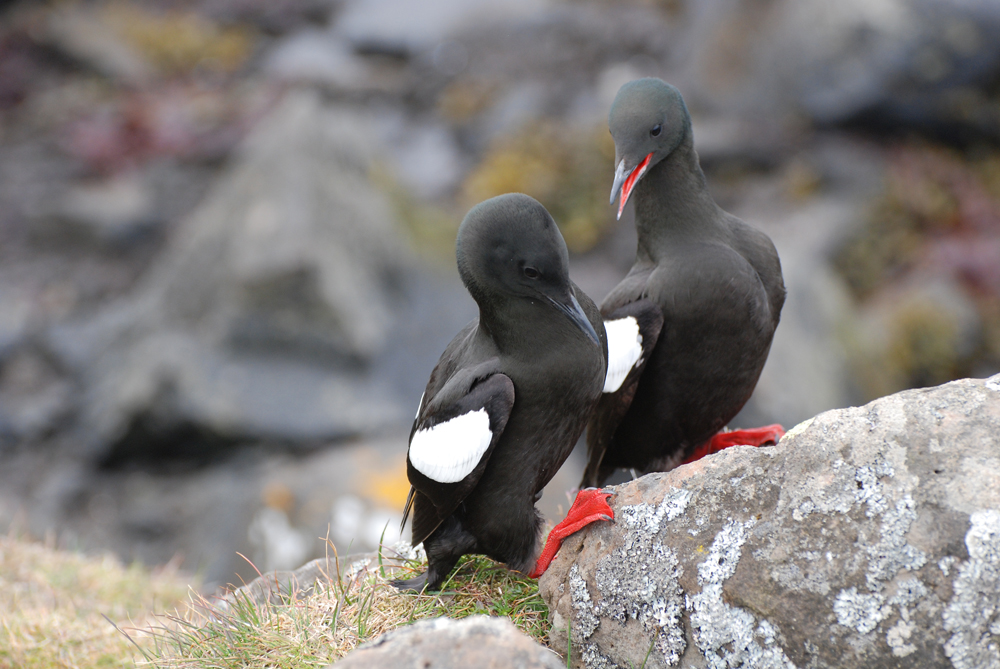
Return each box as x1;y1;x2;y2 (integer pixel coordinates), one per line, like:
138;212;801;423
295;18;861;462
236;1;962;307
651;124;662;137
523;266;540;279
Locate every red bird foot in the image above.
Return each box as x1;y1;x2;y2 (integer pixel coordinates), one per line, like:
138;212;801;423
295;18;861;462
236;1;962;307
529;488;614;578
682;424;785;465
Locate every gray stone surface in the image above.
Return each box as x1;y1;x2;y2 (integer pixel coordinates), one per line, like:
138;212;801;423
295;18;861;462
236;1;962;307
334;615;565;669
541;374;1000;668
31;173;159;250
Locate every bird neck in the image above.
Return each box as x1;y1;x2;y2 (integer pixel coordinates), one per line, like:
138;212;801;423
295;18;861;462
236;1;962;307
632;136;723;263
476;298;571;357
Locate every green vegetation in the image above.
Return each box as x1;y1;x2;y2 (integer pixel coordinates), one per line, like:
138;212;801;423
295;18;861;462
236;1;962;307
1;532;551;668
141;552;549;668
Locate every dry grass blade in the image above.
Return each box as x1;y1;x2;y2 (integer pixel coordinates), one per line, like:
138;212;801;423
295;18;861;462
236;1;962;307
0;530;191;669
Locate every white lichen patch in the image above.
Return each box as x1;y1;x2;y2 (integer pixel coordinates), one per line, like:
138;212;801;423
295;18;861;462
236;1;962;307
886;619;917;657
697;520;754;585
828;463;929;644
570;563;600;639
833;587;888;634
863;495;927;591
939;555;958;576
887;577;928;614
689;519;796;668
591;487;691;666
770;561;832;596
854;458;894;518
619;486;692;534
582;642;617;669
943;509;1000;669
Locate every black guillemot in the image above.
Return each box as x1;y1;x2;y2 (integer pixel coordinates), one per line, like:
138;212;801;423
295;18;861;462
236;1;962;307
582;78;786;488
393;193;613;591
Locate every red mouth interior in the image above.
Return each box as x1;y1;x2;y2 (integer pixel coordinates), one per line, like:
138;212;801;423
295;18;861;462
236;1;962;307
618;153;653;218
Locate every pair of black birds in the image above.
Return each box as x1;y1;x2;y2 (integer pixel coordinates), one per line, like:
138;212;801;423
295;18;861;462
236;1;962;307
393;78;786;592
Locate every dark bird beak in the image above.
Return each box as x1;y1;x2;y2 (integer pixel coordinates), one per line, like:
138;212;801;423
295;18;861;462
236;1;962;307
610;153;653;220
547;292;601;346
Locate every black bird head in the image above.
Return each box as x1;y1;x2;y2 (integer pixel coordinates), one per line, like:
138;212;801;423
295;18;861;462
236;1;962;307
456;193;600;345
608;78;691;219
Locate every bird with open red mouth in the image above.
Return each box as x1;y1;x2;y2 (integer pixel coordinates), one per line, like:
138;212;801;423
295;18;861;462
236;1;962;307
583;78;787;488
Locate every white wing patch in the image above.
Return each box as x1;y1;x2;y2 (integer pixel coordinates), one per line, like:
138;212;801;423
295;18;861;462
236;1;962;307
603;316;643;393
409;409;493;483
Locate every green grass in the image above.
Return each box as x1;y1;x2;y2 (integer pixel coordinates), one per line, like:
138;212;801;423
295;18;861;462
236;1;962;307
135;549;551;668
1;531;553;668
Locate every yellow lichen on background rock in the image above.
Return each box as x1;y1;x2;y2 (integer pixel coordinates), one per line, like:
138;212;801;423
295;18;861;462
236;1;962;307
462;122;617;253
103;3;253;76
887;301;963;390
438;80;498;124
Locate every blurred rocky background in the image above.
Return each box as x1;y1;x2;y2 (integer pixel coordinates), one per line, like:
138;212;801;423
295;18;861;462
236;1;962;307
0;0;998;589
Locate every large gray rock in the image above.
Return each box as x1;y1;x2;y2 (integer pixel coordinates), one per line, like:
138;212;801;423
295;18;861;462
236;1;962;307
334;615;564;669
541;374;1000;668
675;0;1000;140
335;0;550;56
46;90;414;457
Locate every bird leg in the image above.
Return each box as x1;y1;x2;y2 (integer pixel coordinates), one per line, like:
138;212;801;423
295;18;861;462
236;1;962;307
391;517;475;592
682;424;785;465
529;488;614;578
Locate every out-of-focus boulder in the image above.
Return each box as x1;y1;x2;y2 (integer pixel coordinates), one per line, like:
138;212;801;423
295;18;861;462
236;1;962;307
0;348;73;445
43;6;154;84
30;172;160;250
676;0;1000;141
335;0;550;56
734;197;861;429
334;615;565;669
541;374;1000;668
46;90;415;460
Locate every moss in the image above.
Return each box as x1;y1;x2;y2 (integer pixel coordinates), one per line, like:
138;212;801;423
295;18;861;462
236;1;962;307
834;148;959;300
145;552;550;667
849;299;967;401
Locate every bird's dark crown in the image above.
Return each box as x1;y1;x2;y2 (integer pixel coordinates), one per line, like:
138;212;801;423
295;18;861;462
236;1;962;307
609;78;691;170
456;193;572;306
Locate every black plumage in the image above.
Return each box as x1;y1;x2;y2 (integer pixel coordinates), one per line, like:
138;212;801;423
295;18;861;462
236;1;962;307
582;78;785;488
394;193;607;592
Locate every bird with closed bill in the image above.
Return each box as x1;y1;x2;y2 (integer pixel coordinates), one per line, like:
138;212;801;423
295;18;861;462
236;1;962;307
393;193;613;592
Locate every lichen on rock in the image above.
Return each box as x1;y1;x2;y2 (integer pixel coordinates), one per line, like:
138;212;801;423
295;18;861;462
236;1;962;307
540;375;1000;668
590;487;690;666
689;519;795;669
943;509;1000;669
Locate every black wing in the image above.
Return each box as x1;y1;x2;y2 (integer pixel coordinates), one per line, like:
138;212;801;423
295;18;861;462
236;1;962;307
402;362;515;546
581;298;663;488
